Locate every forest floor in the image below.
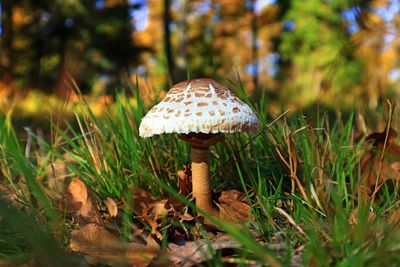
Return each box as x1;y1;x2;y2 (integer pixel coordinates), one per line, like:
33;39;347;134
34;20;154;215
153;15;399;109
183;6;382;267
0;91;400;266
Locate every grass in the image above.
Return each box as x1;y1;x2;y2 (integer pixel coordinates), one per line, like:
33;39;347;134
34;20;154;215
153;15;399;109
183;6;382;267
0;80;399;266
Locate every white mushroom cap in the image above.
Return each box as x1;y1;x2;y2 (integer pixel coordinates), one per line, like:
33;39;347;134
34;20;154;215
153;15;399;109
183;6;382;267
139;78;259;138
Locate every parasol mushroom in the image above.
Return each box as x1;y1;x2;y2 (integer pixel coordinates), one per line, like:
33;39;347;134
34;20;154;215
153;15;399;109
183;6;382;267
139;78;259;216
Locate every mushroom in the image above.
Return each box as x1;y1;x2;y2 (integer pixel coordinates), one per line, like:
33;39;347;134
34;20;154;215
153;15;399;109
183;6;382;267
139;78;259;216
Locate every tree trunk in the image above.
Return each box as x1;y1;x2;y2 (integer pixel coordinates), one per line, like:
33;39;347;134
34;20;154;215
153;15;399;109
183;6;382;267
163;0;175;85
176;0;188;81
55;41;84;99
0;0;14;79
250;0;259;90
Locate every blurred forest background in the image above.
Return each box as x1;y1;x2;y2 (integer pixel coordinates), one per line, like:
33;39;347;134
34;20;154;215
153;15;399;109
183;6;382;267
0;0;400;116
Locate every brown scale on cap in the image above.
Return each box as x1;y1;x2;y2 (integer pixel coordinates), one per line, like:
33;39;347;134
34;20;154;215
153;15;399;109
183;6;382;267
194;92;206;97
167;78;234;102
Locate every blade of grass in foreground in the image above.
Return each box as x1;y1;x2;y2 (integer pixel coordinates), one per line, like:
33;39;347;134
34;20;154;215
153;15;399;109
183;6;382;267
0;114;57;221
0;199;80;266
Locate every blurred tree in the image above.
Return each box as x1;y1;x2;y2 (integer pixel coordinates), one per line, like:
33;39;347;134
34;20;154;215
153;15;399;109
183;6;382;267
175;0;189;82
351;0;400;108
136;0;280;94
2;0;399;110
275;0;370;106
0;0;147;97
134;0;168;90
250;0;259;89
163;0;175;85
0;0;14;80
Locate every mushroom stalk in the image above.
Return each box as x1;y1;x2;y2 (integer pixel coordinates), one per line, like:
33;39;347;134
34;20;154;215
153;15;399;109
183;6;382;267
191;146;217;216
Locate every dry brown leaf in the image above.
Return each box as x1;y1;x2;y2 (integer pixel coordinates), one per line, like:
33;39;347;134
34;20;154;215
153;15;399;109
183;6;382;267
218;189;253;224
177;164;192;197
364;127;398;147
151;199;169;219
70;223;156;266
65;178;102;225
128;186;194;243
129;186;157;218
359;127;400;193
104;197;118;218
128;187;170;241
130;186;191;221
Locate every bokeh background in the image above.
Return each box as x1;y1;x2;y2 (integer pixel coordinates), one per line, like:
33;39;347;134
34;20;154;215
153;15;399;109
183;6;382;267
0;0;399;119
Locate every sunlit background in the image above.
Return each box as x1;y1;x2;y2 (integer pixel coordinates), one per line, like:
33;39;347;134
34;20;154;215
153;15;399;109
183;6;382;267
0;0;399;119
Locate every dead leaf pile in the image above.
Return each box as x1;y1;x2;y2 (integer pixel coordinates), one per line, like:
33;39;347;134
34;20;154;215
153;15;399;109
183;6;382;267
63;172;262;266
127;185;195;242
64;178;161;266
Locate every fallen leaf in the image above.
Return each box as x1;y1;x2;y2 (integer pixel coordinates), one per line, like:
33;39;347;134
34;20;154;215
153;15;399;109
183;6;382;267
218;190;253;224
365;127;398;147
359;127;400;193
129;186;157;218
65;178;102;225
70;223;157;266
104;197;118;218
128;187;173;241
151;199;169;220
177;164;192;197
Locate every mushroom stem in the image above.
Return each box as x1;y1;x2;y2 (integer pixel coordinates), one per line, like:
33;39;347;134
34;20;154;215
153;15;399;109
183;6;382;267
191;146;218;216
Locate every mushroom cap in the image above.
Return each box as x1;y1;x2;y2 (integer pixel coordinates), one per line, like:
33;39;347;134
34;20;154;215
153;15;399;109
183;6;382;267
139;78;259;138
